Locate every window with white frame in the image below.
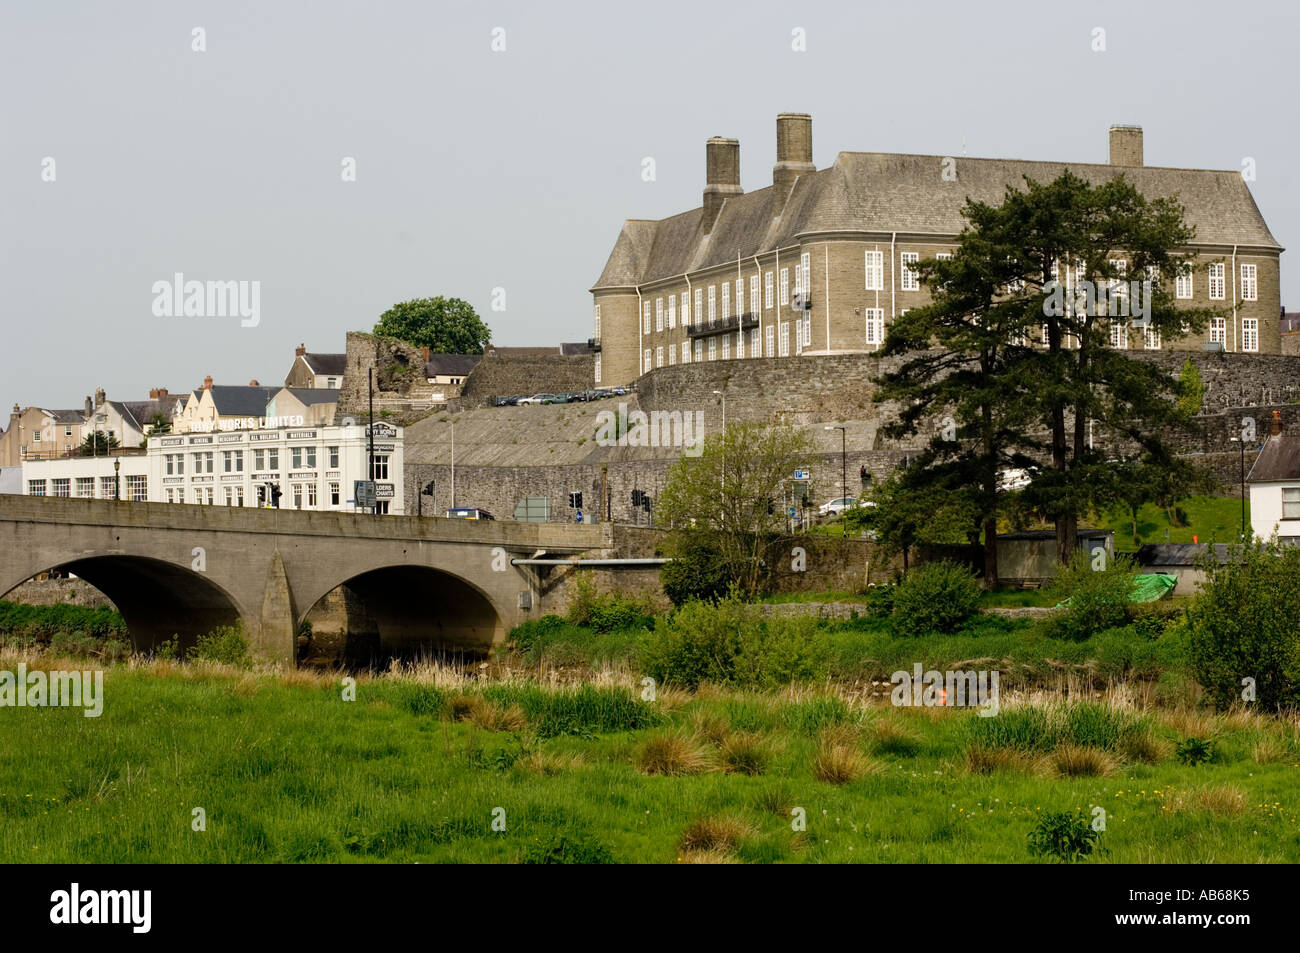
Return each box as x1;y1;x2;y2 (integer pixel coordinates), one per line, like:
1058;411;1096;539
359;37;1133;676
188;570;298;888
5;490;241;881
779;322;790;356
802;314;811;348
668;294;675;328
695;288;702;326
52;478;70;497
1208;263;1225;300
668;344;675;365
594;303;601;339
864;308;885;349
735;278;744;316
100;477;115;498
765;324;774;357
75;477;94;498
708;285;716;325
1242;318;1259;352
372;454;389;480
936;252;953;262
1210;317;1226;345
681;291;690;327
721;282;730;320
594;354;602;382
865;250;884;290
1283;487;1300;519
708;338;717;361
735;329;743;359
750;275;758;315
656;298;663;331
1042;322;1051;347
644;348;652;372
643;301;651;333
1241;264;1257;301
900;252;920;291
27;479;46;496
751;327;760;357
1175;265;1193;299
1144;325;1161;350
656;345;663;368
1108;259;1127;313
694;339;703;363
126;475;147;501
779;268;789;307
721;336;729;360
765;271;774;308
1109;320;1128;349
328;446;339;469
799;252;811;301
330;483;340;506
682;341;691;364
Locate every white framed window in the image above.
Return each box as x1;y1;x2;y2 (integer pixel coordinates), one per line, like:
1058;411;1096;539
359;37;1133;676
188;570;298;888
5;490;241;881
328;446;339;469
643;301;651;334
1283;487;1300;519
51;478;70;497
656;345;663;368
695;288;703;326
668;343;676;365
900;252;920;291
594;354;602;382
1210;317;1226;345
802;314;811;348
865;250;884;291
330;483;340;506
765;271;774;308
1010;325;1027;348
736;278;745;316
799;252;811;300
644;348;651;373
1175;265;1193;299
779;322;790;357
708;285;716;325
694;339;703;363
656;298;663;332
750;326;760;357
668;294;676;328
1241;264;1257;301
864;308;885;349
1109;321;1128;349
125;475;147;501
1042;322;1051;347
1242;318;1259;352
721;282;730;320
735;328;744;359
75;477;94;498
372;455;389;480
681;291;690;327
708;338;717;361
936;252;953;262
749;275;758;315
721;335;730;360
1108;259;1128;313
682;341;691;364
27;479;46;495
1208;263;1225;300
1144;325;1161;350
765;324;774;357
780;268;789;307
594;303;601;339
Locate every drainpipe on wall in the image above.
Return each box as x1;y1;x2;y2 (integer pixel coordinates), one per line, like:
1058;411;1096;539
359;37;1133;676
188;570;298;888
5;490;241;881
1231;245;1238;353
635;285;643;375
752;255;762;357
824;244;831;351
890;232;897;321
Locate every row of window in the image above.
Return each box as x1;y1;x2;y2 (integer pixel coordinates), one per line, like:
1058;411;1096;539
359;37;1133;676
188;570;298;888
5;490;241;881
163;446;345;475
643;318;818;368
30;475;363;509
633;258;816;337
160;483;344;507
29;476;148;501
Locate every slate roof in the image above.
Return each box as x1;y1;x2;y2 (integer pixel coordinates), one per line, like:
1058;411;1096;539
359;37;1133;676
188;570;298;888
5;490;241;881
302;353;346;376
205;385;280;417
593;150;1282;289
284;387;341;406
423;354;482;377
110;399;172;432
1137;543;1232;566
45;409;86;424
1247;430;1300;482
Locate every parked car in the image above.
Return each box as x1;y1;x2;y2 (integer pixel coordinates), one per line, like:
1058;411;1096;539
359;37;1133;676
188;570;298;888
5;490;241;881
445;507;495;520
517;394;560;405
818;497;872;517
997;467;1038;492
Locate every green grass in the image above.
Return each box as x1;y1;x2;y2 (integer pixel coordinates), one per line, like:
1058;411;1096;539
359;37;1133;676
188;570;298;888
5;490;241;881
1;652;1295;863
1096;495;1249;552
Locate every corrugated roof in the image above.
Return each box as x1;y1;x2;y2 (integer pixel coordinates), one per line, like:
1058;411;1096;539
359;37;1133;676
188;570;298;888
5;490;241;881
594;149;1281;289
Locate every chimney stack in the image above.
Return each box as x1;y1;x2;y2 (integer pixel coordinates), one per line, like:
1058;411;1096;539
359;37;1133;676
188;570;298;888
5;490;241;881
94;387;105;408
773;113;814;214
203;375;213;390
1109;125;1143;167
702;137;742;233
149;387;168;400
295;343;306;357
249;379;260;387
1272;410;1283;436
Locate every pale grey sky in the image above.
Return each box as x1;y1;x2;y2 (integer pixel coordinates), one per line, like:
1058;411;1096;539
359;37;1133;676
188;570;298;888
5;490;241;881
3;0;1296;410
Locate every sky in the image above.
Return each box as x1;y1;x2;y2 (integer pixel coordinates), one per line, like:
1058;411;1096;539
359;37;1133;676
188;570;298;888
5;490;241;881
2;0;1297;411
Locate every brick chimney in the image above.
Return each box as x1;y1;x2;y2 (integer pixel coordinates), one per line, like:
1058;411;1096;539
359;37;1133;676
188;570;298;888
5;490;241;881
773;113;814;215
1109;125;1143;167
149;387;169;400
702;136;742;233
1272;410;1283;436
420;346;431;362
295;343;306;357
248;379;260;386
94;387;105;408
203;375;213;390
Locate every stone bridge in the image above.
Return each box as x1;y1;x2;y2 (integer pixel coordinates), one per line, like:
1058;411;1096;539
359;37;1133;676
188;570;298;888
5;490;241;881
0;496;608;664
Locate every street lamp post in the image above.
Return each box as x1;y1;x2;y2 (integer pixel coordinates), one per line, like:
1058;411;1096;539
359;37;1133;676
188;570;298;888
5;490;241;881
113;458;120;501
712;390;726;502
825;424;847;537
1230;436;1246;541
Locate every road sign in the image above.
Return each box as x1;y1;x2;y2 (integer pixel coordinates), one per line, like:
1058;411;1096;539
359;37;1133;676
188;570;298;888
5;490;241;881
375;483;395;500
354;480;376;506
576;509;583;523
794;468;808;480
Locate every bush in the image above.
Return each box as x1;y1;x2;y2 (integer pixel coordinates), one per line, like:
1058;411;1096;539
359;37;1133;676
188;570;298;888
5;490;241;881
187;623;251;666
1027;810;1102;862
520;832;614;864
660;535;734;607
890;561;981;637
1176;736;1215;766
0;601;127;641
564;574;653;633
1045;550;1138;641
1186;541;1300;711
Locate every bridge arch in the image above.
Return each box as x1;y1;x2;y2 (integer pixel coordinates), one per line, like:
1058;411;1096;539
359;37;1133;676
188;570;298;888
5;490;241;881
0;553;248;654
297;563;505;667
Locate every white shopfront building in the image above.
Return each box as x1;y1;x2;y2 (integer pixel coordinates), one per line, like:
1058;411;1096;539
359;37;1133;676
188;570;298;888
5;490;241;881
23;421;404;514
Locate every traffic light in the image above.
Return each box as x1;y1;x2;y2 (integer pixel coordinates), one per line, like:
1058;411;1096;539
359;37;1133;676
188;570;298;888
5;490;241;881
269;483;282;508
631;489;644;507
641;494;651;513
421;481;435;497
568;491;583;509
256;485;266;506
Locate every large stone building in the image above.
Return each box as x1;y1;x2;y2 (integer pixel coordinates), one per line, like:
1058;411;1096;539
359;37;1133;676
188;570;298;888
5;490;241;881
590;114;1284;386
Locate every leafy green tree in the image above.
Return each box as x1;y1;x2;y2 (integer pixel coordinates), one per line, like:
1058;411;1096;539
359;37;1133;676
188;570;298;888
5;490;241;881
657;420;814;597
373;297;492;353
78;431;119;456
148;412;172;434
1177;358;1205;419
847;471;981;571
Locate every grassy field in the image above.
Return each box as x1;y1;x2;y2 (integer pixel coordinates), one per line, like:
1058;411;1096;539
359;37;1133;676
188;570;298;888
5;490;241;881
1097;495;1249;552
1;648;1296;864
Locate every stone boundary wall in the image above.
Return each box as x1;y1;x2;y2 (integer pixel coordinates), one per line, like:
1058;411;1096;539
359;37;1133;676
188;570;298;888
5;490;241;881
458;352;596;406
339;332;439;417
2;577;115;609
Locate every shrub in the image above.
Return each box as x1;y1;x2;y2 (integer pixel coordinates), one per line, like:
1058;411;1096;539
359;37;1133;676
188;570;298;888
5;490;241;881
812;729;878;785
1185;541;1300;710
509;615;568;653
1027;811;1102;862
890;561;981;637
520;832;614;864
1176;736;1215;766
718;733;770;776
153;635;180;660
187;624;250;666
637;730;714;776
564;573;653;633
1044;550;1139;641
679;816;752;854
640;596;755;688
1037;745;1118;778
660;535;734;607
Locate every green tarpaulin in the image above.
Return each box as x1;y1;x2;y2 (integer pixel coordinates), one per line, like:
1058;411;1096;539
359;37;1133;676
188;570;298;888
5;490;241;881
1056;573;1178;607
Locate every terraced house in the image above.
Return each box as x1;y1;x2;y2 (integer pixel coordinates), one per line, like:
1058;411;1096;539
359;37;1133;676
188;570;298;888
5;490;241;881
590;114;1284;386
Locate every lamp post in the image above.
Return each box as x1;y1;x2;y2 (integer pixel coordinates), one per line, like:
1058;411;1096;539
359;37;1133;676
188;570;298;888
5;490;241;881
113;458;120;501
713;389;726;500
825;424;847;537
1229;436;1246;541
